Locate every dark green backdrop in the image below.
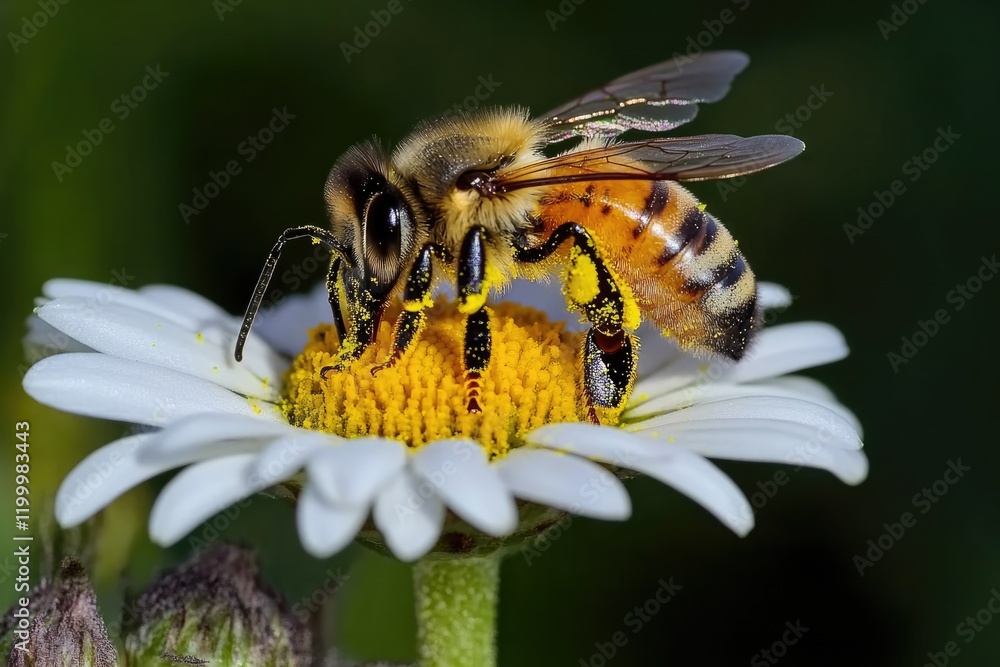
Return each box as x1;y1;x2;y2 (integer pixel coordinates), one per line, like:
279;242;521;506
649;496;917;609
2;0;998;664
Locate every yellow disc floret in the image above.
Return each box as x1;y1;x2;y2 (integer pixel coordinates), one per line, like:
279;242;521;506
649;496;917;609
282;299;612;459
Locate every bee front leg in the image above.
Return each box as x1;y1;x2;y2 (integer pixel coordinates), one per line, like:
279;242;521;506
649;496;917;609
320;270;385;379
513;222;638;422
371;243;440;376
458;226;492;414
325;256;348;343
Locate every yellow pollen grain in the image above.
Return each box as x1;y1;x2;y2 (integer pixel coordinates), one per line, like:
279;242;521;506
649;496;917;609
195;332;205;344
564;247;601;305
281;299;606;459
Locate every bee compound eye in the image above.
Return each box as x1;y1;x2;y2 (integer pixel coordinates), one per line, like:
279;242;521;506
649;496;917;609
364;192;403;258
362;189;413;290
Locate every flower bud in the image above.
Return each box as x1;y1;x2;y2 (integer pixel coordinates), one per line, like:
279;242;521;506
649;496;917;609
1;557;118;666
123;544;310;666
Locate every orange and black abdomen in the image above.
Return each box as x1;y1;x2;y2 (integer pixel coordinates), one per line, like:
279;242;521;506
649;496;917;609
534;176;759;360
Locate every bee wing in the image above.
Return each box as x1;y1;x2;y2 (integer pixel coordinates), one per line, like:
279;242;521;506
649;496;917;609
541;51;750;142
494;134;805;192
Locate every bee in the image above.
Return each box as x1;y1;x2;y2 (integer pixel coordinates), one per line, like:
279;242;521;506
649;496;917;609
235;50;804;421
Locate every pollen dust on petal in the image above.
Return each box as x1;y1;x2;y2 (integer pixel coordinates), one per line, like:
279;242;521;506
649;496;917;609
280;299;605;459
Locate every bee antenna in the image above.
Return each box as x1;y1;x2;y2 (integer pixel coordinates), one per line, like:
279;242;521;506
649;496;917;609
235;225;350;362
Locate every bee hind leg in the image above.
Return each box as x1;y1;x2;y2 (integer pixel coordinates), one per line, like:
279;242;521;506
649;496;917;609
458;226;492;414
371;243;440;376
582;328;638;424
513;222;638;423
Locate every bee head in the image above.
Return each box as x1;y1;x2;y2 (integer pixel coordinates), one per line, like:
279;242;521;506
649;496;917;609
324;140;419;295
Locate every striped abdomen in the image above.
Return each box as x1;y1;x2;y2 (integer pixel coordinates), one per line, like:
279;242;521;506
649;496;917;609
534;177;758;359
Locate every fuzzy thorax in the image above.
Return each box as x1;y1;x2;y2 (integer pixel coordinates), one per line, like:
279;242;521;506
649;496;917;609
281;299;610;459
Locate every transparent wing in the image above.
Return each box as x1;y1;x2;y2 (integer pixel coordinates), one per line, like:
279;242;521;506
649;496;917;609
492;134;805;193
541;51;750;142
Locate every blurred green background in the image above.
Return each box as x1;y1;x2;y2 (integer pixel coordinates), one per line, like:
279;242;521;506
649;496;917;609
2;0;998;664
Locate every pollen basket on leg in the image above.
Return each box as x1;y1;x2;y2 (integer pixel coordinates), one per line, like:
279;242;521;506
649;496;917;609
281;299;595;459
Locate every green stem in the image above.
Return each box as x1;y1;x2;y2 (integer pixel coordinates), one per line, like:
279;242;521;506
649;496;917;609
412;556;500;667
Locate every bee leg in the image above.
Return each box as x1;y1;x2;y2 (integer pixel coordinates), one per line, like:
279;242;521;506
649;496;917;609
582;328;638;424
463;309;491;414
371;243;439;376
319;271;385;379
325;256;348;343
458;226;492;413
513;222;628;336
514;222;638;422
235;224;350;363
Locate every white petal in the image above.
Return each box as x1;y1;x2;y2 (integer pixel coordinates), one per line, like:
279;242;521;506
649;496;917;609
138;284;237;325
758;282;792;310
255;282;330;356
37;297;280;401
631;419;869;485
41;279;288;381
526;423;665;469
24;315;93;358
149;454;260;547
23;353;281;426
760;375;838;403
496;448;631;520
55;433;158;527
149;454;266;545
724;322;849;384
44;279;215;332
758;376;863;434
411;439;517;537
626;377;861;432
248;431;331;486
373;469;445;562
627;397;862;450
140;413;292;467
307;438;408;506
632;354;727;404
296;484;368;558
625;447;755;536
525;424;752;535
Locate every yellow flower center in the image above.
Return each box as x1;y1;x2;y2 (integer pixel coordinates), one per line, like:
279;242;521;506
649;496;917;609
281;299;618;459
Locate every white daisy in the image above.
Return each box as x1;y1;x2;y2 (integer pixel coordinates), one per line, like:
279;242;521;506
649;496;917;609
23;277;867;562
